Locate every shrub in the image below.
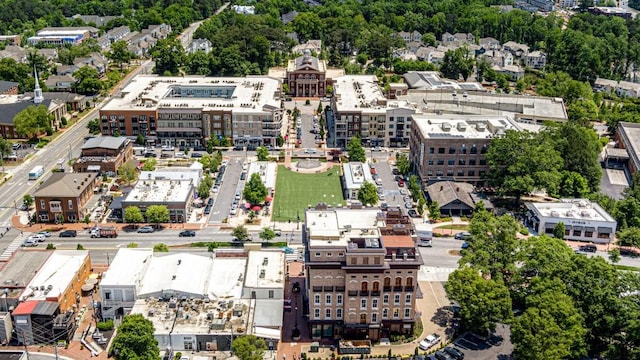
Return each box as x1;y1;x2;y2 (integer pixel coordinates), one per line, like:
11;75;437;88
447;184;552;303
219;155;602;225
97;320;114;331
519;228;529;235
61;117;68;126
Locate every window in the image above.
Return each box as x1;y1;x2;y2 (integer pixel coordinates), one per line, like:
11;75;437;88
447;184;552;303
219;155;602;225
361;299;367;309
393;308;399;318
314;308;320;319
336;308;342;319
68;200;73;210
584;230;594;238
325;308;331;319
429;147;434;154
460;145;467;154
371;313;378;323
315;252;320;257
458;159;466;165
394;294;400;305
372;299;378;309
479;159;487;166
437;159;444;166
448;159;455;166
351;258;357;265
457;170;465;176
469;159;476;166
405;294;411;304
40;200;45;209
268;290;274;299
314;294;320;305
573;229;582;236
326;294;332;305
438;148;445;154
327;252;332;257
363;257;369;265
360;314;367;324
449;147;456;154
382;308;388;318
447;170;454;176
104;291;111;300
337;294;343;305
436;170;443;176
428;160;434;166
468;170;475;176
404;308;411;318
383;294;389;304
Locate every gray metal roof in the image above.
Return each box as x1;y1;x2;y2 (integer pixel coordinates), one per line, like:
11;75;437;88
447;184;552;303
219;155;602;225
0;250;51;289
34;172;98;198
81;136;128;150
427;181;475;208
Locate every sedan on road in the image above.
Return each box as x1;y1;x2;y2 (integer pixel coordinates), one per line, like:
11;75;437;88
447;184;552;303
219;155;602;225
179;230;196;237
59;230;77;238
37;231;51;238
405;202;414;209
454;232;472;240
419;333;442;351
137;226;155;233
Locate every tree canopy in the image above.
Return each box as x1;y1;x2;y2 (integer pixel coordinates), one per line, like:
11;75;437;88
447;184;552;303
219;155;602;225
13;105;51;139
110;314;158;360
243;173;268;205
145;204;169;227
347;137;366;162
357;181;378;206
232;335;266;360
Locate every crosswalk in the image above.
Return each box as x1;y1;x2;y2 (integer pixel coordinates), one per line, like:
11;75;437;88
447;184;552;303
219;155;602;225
418;266;457;282
0;236;25;262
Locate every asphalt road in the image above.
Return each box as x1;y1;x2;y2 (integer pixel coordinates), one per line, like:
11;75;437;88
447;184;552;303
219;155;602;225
209;155;244;223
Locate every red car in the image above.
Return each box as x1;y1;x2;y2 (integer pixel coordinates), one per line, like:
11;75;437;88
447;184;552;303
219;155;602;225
398;179;405;187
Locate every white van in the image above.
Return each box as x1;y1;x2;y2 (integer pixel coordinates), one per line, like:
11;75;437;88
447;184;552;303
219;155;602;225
416;229;433;247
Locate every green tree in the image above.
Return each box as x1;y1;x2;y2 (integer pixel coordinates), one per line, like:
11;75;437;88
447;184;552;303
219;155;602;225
357;181;378;206
553;222;565;240
396;153;410;175
486;130;563;205
153;243;169;252
0;139;10;164
511;280;587;360
243;173;268;205
445;267;512;335
136;134;145;146
232;225;250;241
13;105;51;139
87;119;101;134
616;227;640;248
276;135;284;147
232;335;266;360
347;137;366;162
608;248;621;264
73;66;103;95
256;146;269;161
118;163;137;186
76;244;85;250
259;227;277;242
427;201;440;220
124;206;144;225
142;158;157;171
152;38;186;76
110;314;158;360
197;181;211;199
107;40;132;70
559;171;590;198
22;194;34;209
145;204;169;228
440;46;475;80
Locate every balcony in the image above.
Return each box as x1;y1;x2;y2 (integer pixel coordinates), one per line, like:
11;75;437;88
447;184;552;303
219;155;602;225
383;286;391;292
348;291;358;296
405;286;415;292
323;286;334;292
371;291;380;296
359;291;369;296
393;286;403;292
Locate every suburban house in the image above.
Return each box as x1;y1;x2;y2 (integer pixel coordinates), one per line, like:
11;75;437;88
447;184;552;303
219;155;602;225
524;50;547;69
594;78;640;98
73;136;134;174
34;172;100;223
45;75;75;92
188;38;213;54
426;181;490;216
0;81;18;95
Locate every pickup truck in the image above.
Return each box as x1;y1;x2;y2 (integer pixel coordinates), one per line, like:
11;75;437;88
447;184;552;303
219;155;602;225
338;340;371;355
90;227;118;238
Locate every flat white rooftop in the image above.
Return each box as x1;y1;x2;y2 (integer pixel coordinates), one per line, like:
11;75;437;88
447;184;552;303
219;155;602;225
343;162;373;190
306;209;382;247
20;250;88;301
125;179;193;204
528;199;616;223
101;75;281;114
244;251;285;289
248;161;277;189
139;167;202;188
100;248;152;287
412;114;525;139
333;75;413;113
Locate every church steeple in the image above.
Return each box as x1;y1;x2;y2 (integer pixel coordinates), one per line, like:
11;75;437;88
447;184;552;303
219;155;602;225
33;67;43;104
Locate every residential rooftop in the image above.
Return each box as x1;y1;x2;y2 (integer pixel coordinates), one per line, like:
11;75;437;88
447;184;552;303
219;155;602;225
81;136;129;150
124;179;193;204
333;75;414;113
34;172;98;198
101;75;281;113
306;208;383;248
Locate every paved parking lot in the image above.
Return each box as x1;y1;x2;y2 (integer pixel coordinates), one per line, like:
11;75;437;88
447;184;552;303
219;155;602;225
452;324;513;360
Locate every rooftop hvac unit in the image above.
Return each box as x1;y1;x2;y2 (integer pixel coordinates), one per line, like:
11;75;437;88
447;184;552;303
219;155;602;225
456;122;468;131
441;122;452;131
550;210;559;217
580;210;591;218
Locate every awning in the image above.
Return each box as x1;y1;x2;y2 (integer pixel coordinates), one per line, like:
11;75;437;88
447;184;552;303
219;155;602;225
598;227;613;234
573;226;583;231
253;326;281;340
585;227;596;232
544;223;557;229
87;165;101;171
156;127;202;132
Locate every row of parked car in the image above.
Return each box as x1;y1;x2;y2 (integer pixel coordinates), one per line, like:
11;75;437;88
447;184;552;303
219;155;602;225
417;333;465;360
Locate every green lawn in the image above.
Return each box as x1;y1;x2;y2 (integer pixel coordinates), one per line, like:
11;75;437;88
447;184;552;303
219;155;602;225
273;165;345;221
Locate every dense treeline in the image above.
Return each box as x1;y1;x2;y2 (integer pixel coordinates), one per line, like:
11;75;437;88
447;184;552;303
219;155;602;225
0;0;222;34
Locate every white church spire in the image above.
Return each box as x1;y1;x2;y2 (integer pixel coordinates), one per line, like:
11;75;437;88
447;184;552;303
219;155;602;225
33;66;43;104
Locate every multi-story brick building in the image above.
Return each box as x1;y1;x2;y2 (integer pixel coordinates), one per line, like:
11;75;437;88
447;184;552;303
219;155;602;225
73;136;134;174
285;50;329;97
99;75;284;148
34;173;100;223
409;114;527;186
304;205;422;341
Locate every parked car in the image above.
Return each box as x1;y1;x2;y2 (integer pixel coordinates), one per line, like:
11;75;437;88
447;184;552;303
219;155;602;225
207;198;214;206
137;226;154;233
191;152;203;158
235;191;242;200
392;168;400;175
405;202;413;209
304;148;317;154
144;152;157;158
22;238;38;247
37;231;51;238
443;346;464;360
59;230;77;238
454;232;472;240
240;172;247;180
179;230;196;237
461;242;470;249
418;333;442;351
398;179;405;187
434;351;453;360
204;205;212;215
230;207;238;215
579;244;597;253
212;185;219;193
375;178;383;186
408;209;419;218
372;146;382;151
12;143;21;150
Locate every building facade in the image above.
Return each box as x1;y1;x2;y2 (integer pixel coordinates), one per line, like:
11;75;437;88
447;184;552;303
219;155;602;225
99;75;283;148
34;173;100;223
525;199;617;243
285;51;328;97
409;114;526;186
73;136;134;174
305;206;421;341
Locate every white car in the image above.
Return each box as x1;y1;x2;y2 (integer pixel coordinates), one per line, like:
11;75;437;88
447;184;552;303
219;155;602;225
29;234;47;242
212;185;219;193
229;207;238;215
304;148;317;154
375;178;383;186
418;333;442;351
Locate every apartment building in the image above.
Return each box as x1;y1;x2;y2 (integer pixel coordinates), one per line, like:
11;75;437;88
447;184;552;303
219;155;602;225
409;114;527;186
73;136;134;174
328;75;415;148
99;75;283;148
304;205;422;341
27;26;98;46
